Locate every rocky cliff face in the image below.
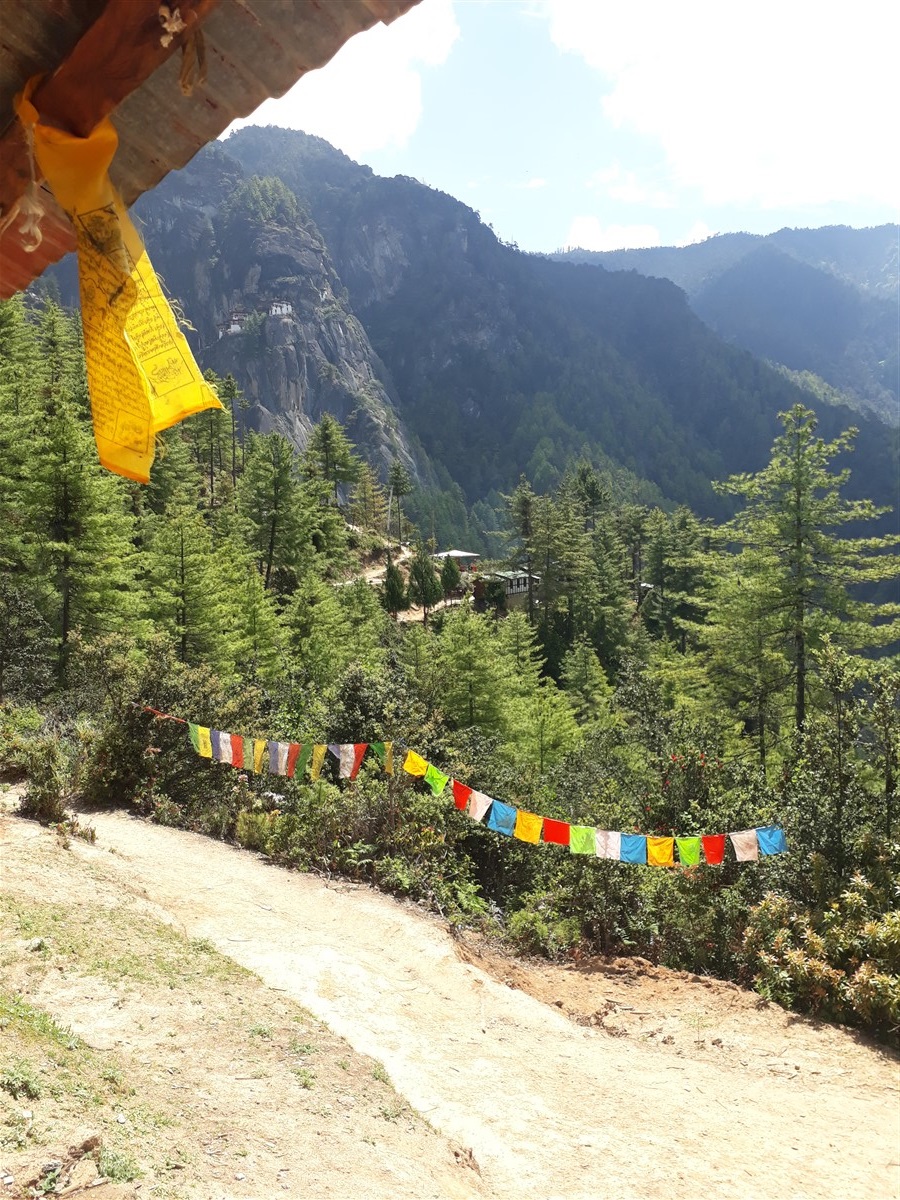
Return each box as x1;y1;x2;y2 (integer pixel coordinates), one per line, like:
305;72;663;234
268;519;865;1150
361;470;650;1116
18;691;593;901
131;146;423;482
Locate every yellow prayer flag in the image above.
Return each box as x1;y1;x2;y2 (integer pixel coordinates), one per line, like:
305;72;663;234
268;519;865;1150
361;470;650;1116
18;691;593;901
402;750;428;777
513;810;543;844
196;726;212;758
15;81;221;483
253;739;267;774
647;836;675;867
383;741;394;775
310;744;327;781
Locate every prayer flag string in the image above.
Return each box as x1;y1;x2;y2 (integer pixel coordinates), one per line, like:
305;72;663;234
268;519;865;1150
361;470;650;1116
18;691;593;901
137;705;788;865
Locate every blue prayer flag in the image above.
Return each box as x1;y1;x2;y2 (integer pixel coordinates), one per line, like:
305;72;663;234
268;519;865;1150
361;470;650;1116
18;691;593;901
620;834;647;864
486;799;517;837
267;740;280;773
210;730;222;760
756;826;787;856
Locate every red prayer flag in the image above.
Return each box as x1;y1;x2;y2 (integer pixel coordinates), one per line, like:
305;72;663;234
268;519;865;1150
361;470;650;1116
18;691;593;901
230;734;244;770
350;743;368;780
701;834;726;865
286;742;301;777
542;818;571;846
451;780;472;811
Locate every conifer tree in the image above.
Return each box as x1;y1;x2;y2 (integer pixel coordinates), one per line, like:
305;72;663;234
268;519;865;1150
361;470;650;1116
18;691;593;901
304;413;361;505
388;460;413;547
716;405;900;731
437;606;505;731
237;432;304;590
144;506;223;667
382;552;408;617
26;304;140;686
406;541;442;625
439;553;462;600
349;463;388;532
561;635;615;725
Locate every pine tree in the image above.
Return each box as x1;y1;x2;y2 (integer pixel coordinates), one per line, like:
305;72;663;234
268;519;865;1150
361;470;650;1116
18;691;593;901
506;475;537;624
406;541;442;625
382;552;408;617
388;461;413;547
143;506;223;667
561;635;615;724
237;432;305;591
26;304;140;686
437;606;506;731
349;463;388;532
304;413;361;505
439;553;462;600
716;405;900;731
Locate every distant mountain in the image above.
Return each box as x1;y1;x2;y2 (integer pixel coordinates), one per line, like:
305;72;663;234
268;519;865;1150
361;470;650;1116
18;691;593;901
555;226;899;423
45;128;899;543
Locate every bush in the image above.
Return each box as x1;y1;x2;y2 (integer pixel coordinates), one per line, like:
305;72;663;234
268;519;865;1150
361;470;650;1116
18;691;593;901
742;839;900;1043
76;634;264;836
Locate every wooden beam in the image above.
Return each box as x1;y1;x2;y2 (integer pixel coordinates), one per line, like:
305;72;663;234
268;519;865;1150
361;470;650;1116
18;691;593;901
0;0;221;295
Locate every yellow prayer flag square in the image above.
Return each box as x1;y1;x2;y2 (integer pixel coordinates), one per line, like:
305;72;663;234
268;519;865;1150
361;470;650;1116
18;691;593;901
514;810;543;844
402;750;428;777
647;836;675;867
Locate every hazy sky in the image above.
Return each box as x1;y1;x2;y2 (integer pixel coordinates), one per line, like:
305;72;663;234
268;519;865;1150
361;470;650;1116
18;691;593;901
228;0;900;253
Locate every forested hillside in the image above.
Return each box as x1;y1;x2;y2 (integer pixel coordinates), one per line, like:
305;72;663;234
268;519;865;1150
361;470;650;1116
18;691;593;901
2;294;898;1043
556;225;899;423
45;129;898;552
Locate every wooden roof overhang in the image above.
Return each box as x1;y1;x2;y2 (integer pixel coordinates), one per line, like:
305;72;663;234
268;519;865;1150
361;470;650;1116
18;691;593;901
0;0;421;298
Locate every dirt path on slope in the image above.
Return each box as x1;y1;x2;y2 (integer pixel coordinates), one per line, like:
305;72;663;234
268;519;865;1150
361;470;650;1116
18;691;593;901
5;807;898;1200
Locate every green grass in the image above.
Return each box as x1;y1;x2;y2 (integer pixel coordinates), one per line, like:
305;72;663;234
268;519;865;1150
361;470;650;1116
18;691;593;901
291;1067;316;1089
98;1147;142;1182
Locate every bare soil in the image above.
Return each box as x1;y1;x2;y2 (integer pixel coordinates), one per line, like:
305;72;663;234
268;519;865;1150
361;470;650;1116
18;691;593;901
2;795;898;1200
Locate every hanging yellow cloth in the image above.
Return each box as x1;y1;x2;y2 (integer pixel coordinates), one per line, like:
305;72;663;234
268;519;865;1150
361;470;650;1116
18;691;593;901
310;744;327;781
14;79;221;483
402;750;428;777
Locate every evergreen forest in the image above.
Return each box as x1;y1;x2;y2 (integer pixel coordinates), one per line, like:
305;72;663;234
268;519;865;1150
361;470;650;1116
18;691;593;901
2;294;899;1044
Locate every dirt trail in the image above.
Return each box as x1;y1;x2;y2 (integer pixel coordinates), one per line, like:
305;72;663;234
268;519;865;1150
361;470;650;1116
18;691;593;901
7;809;899;1200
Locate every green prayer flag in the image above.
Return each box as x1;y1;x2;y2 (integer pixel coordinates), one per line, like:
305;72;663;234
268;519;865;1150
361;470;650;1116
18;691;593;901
188;722;200;753
423;763;449;796
676;836;701;866
569;825;597;855
294;743;312;778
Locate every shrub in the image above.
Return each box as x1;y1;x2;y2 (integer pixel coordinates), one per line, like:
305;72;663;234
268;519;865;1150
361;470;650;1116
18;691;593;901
742;839;900;1043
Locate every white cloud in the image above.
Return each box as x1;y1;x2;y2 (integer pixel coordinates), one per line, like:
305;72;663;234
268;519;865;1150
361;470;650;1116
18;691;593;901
228;0;459;158
566;216;661;251
538;0;900;208
587;164;674;208
678;220;714;246
523;177;548;190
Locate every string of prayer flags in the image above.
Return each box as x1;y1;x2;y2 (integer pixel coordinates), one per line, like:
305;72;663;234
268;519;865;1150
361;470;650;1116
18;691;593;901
175;709;788;866
14;80;221;483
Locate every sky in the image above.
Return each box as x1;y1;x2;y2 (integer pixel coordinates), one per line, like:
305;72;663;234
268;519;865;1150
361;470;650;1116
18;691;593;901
228;0;900;254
